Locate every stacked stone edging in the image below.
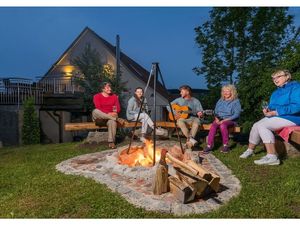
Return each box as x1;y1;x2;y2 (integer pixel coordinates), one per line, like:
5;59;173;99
56;141;241;216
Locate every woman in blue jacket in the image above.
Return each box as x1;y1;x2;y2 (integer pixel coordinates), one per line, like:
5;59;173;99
240;70;300;165
203;84;242;154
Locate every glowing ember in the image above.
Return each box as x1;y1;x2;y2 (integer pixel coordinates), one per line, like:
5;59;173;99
118;140;162;167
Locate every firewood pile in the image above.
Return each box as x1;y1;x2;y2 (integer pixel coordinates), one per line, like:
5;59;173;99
152;145;220;204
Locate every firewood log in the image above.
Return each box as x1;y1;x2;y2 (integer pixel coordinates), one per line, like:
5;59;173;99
185;160;212;181
169;176;195;204
166;153;199;176
175;167;208;197
208;172;220;193
152;149;169;195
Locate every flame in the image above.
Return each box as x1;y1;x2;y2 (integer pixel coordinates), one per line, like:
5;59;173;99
118;139;162;167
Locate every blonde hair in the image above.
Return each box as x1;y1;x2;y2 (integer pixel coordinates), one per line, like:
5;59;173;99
221;84;238;100
271;70;292;81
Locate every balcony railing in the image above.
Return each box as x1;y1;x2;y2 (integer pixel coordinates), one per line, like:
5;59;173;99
0;76;84;106
0;85;43;106
37;77;83;94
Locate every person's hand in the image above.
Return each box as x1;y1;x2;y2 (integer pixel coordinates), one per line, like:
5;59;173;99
264;110;278;117
197;111;204;118
108;112;118;118
214;117;220;124
217;120;224;125
174;113;181;120
262;108;269;114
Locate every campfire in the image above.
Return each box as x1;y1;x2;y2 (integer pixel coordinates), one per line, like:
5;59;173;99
118;140;221;204
118;139;163;167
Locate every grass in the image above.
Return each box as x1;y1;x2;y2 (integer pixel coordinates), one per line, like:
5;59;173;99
0;141;299;218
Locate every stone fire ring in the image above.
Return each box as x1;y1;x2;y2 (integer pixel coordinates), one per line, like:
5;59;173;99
56;141;241;216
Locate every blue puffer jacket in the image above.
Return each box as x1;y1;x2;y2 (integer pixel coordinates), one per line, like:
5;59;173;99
268;81;300;125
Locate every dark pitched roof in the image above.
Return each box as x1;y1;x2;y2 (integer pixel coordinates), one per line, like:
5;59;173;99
43;26;169;99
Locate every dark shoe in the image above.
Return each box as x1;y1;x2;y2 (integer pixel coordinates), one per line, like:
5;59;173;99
116;118;127;126
202;146;212;154
221;145;230;153
108;142;116;149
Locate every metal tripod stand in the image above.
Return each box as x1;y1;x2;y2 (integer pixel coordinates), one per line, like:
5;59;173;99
127;62;184;166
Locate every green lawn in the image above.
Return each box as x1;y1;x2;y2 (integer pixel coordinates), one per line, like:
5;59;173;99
0;141;299;218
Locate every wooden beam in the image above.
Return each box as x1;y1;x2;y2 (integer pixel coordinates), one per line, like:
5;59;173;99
64;121;142;131
290;130;300;145
156;121;240;132
65;121;241;132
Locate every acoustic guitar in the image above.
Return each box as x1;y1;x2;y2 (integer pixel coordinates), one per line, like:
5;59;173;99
168;104;192;121
168;104;214;121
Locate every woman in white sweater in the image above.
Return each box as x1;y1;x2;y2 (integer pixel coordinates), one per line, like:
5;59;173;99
126;87;166;142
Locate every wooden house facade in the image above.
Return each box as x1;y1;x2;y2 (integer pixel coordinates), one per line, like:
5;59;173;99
38;27;170;143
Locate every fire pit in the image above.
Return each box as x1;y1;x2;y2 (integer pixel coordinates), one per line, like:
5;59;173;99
56;140;241;216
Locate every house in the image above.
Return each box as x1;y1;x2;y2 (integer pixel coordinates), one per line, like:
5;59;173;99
38;27;170;143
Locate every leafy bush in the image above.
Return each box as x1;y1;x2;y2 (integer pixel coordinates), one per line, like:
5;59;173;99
22;97;40;145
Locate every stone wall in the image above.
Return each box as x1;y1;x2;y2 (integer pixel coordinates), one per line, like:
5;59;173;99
0;105;20;146
0;105;40;146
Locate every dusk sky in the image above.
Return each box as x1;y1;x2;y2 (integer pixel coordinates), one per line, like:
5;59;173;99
0;7;300;89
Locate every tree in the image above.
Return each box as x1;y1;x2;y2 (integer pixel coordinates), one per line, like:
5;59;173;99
194;7;296;123
22;97;40;145
72;43;127;113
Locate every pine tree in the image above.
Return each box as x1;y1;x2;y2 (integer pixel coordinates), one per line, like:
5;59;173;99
71;43;127;113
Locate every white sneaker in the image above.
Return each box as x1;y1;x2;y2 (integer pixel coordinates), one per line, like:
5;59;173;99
254;155;280;166
189;137;198;146
155;127;167;136
240;149;254;159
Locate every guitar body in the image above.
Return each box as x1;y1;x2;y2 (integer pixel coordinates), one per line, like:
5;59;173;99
169;104;191;121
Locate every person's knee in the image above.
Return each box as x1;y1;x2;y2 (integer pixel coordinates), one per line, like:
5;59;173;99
193;117;200;124
220;123;228;131
251;121;261;131
107;119;117;127
177;119;185;126
92;109;98;117
143;113;150;120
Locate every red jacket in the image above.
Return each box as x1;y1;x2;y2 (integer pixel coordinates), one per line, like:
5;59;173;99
93;93;121;113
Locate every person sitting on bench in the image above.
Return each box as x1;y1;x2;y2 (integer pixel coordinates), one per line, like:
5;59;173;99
92;82;127;149
240;70;300;165
202;84;242;154
166;85;204;148
126;87;166;142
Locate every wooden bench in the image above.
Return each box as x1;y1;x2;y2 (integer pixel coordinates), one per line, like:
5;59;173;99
290;130;300;145
64;121;241;133
276;130;300;157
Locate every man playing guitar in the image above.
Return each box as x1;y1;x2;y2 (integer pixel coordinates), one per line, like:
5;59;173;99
166;85;204;148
